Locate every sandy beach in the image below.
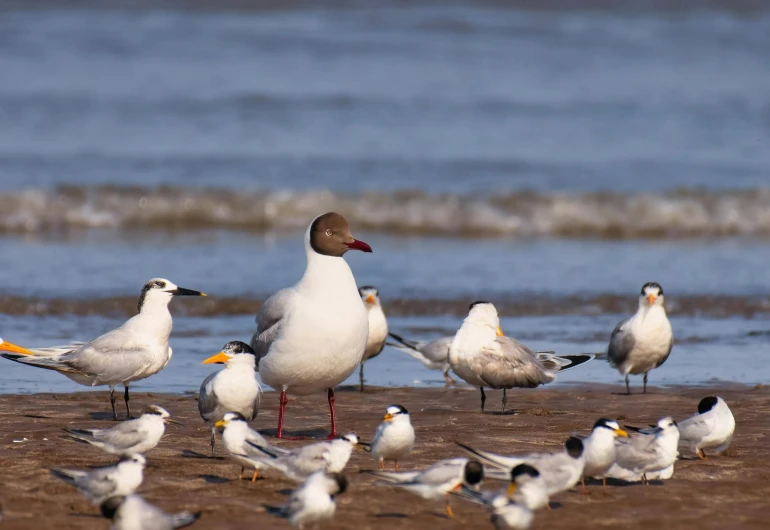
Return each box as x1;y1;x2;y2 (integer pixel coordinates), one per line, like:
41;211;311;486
1;384;769;529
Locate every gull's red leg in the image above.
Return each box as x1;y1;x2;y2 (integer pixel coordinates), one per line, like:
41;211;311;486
324;388;337;440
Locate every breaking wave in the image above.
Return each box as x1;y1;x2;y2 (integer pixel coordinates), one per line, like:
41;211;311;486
1;185;770;239
0;293;766;319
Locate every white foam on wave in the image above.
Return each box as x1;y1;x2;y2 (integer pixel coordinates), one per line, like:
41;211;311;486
1;185;769;239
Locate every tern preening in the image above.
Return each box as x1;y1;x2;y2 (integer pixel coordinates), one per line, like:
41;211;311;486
100;494;201;530
0;278;205;419
607;282;673;394
50;454;146;505
249;212;372;439
358;286;388;392
63;405;180;456
198;341;261;456
449;302;593;413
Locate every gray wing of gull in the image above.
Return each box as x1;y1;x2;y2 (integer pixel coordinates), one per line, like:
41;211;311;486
250;287;296;365
607;318;635;368
197;373;222;424
468;336;555;389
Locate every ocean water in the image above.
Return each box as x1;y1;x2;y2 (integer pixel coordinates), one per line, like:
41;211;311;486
0;0;769;393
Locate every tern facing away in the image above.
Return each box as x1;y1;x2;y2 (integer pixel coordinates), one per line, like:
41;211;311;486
387;333;456;385
677;396;735;459
250;212;372;438
63;405;180;456
198;341;261;455
0;279;205;419
266;471;348;530
215;412;273;481
50;454;146;505
458;437;585;497
100;494;201;530
449;302;593;412
367;405;415;470
358;286;388;392
607;282;673;394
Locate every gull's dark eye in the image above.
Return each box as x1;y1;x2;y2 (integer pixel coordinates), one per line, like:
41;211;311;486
325;229;333;237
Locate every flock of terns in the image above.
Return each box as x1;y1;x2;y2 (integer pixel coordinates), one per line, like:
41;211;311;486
0;212;738;529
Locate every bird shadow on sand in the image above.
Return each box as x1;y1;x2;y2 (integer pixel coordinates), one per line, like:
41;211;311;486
181;450;225;460
199;474;230;484
485;410;519;416
257;428;331;440
67;512;102;519
371;513;408;519
22;413;52;419
88;411;119;421
603;478;664;487
262;504;287;518
275;488;294;496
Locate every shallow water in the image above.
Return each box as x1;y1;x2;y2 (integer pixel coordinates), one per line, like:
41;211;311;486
0;1;769;393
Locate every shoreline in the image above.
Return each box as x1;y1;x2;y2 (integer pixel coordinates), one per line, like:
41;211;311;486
2;385;769;529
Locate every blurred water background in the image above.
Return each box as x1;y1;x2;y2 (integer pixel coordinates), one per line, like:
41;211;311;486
1;0;769;393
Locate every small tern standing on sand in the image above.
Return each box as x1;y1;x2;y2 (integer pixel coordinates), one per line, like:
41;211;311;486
578;419;629;489
267;471;348;530
609;417;679;484
454;463;548;513
215;412;274;481
358;286;388;392
198;341;261;456
367;405;415;470
458;437;585;497
607;282;673;394
677;396;735;459
247;433;361;482
449;302;593;413
100;494;201;530
387;333;456;385
63;405;180;456
364;458;484;518
250;212;372;438
0;279;206;420
50;454;146;505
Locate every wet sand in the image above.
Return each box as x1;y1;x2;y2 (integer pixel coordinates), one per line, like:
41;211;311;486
1;384;769;529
